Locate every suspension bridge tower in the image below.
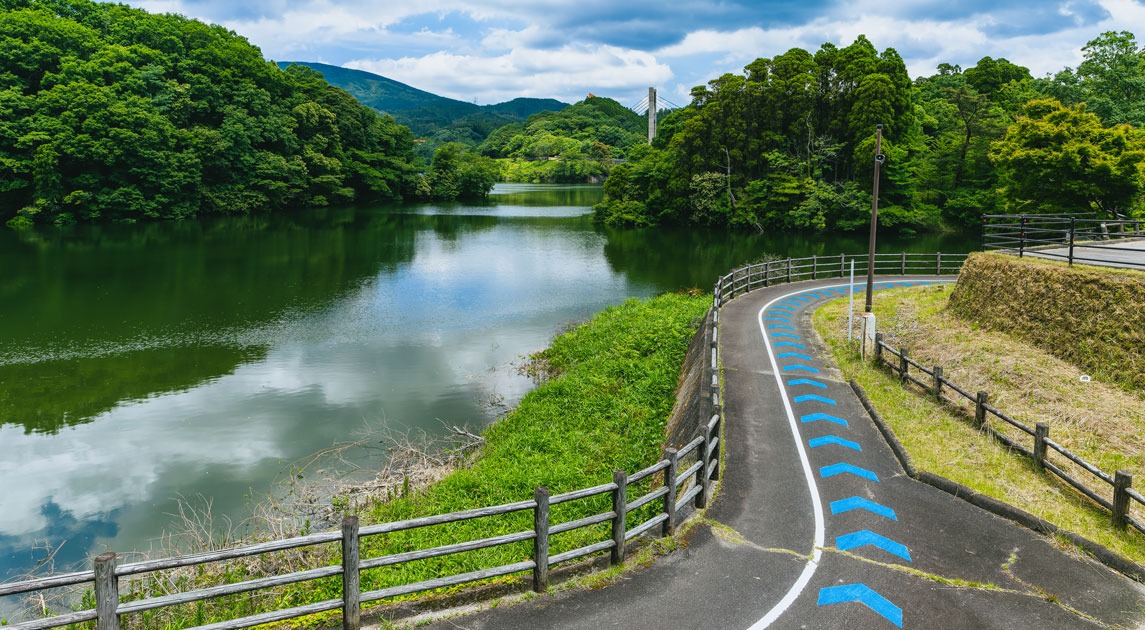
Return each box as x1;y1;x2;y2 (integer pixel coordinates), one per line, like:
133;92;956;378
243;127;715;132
647;87;657;144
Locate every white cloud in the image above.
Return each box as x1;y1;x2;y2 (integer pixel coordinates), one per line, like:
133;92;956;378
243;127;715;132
347;44;672;104
122;0;1145;105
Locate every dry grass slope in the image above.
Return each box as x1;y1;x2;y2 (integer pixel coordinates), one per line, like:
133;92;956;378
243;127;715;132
947;252;1145;391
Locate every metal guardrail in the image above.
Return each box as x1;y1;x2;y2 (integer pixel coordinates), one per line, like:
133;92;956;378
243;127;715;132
873;335;1143;537
2;251;966;629
714;252;967;305
983;213;1145;269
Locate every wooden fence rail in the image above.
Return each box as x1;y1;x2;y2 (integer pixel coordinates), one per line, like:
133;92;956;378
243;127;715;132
874;334;1144;536
4;252;964;629
2;407;722;630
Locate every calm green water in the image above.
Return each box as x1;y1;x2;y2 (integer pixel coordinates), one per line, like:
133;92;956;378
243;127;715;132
0;184;979;581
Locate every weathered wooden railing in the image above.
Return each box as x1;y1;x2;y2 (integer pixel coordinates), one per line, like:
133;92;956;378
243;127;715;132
2;302;728;630
0;409;722;630
3;251;970;629
874;334;1144;536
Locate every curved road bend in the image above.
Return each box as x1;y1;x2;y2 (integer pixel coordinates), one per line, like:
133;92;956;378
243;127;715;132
413;277;1145;630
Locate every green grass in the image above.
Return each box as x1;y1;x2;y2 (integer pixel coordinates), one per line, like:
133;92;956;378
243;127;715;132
96;291;711;629
813;285;1145;565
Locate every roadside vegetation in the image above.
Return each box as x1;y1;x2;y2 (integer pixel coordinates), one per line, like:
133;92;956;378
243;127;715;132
56;291;711;628
595;32;1145;232
813;281;1145;564
481;96;646;184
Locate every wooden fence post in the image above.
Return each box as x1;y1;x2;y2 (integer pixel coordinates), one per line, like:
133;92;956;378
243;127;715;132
899;348;909;382
611;471;627;566
786;258;792;284
764;261;770;287
812;255;818;279
533;487;550;592
901;252;907;274
1033;423;1049;473
839;254;846;277
662;448;678;536
932;366;943;400
936;252;942;275
874;332;884;363
342;515;360;630
975;391;989;427
1113;471;1133;530
95;552;119;630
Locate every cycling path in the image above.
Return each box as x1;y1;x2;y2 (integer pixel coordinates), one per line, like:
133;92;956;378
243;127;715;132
413;277;1145;630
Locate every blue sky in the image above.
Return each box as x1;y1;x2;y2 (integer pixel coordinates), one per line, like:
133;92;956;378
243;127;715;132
132;0;1145;106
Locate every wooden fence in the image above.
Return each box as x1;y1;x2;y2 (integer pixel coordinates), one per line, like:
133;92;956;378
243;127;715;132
874;334;1144;536
1;407;722;630
2;251;968;629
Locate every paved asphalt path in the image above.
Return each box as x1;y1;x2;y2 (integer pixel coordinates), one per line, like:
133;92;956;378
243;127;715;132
1024;238;1145;270
411;277;1145;630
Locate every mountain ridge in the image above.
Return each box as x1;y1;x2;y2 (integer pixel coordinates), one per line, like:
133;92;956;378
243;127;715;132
276;61;568;140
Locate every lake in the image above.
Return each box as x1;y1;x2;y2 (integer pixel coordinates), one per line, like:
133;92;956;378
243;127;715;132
0;184;980;584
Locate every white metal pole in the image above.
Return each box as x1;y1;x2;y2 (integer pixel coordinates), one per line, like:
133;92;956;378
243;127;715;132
848;260;855;341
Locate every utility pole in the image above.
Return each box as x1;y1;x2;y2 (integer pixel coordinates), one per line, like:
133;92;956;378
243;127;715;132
864;124;884;313
648;87;657;144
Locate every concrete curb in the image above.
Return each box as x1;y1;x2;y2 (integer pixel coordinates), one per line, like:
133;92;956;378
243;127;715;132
849;378;1145;584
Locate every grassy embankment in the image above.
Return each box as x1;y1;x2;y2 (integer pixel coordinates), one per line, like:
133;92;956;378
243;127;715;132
104;291;711;629
813;252;1145;564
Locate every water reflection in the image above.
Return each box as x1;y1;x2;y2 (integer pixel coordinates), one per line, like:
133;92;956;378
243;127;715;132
0;184;980;586
0;186;640;583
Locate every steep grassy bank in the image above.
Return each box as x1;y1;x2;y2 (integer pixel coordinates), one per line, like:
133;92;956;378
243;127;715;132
103;291;711;628
948;252;1145;391
814;284;1145;564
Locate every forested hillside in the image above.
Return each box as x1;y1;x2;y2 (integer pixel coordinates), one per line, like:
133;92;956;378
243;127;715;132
481;95;647;183
285;62;568;159
0;0;419;226
595;33;1145;233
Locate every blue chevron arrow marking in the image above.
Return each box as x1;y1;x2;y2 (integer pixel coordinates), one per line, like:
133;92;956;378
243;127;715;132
765;316;792;322
771;333;800;339
837;530;912;562
773;342;806;349
777;352;813;360
782;365;819;374
820;462;879;481
767;324;797;330
818;584;903;628
809;435;862;451
793;394;836;405
787;378;827;389
801;413;848;427
830;496;897;520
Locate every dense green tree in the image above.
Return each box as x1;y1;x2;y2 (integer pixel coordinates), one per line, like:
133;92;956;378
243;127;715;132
1075;31;1145;126
481;96;644;184
595;36;917;231
421;142;499;201
990;98;1145;216
1;0;417;226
